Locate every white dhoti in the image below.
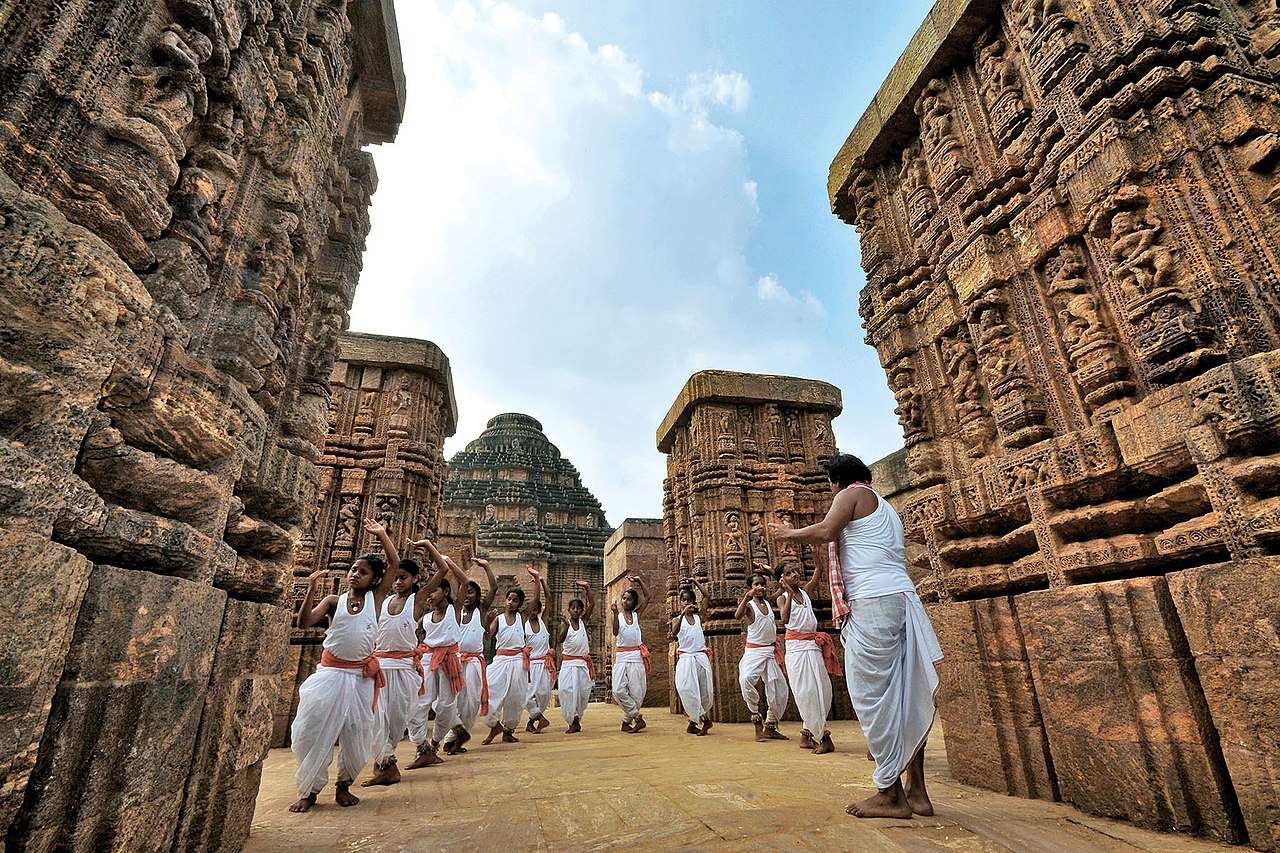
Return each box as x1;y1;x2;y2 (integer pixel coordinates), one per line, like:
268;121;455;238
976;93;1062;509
409;665;458;745
290;666;376;798
739;646;789;723
372;664;422;764
675;651;714;720
525;661;553;717
451;655;486;735
483;654;527;730
611;659;647;724
785;639;832;738
558;661;592;724
842;591;942;789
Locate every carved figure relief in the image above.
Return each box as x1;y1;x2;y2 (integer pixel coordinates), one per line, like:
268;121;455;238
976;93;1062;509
915;78;972;187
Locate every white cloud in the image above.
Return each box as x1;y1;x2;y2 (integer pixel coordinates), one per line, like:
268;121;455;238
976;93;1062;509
352;2;843;524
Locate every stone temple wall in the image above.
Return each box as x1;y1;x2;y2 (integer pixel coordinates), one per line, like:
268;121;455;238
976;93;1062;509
657;370;856;724
829;0;1280;847
0;2;402;850
603;518;672;707
272;331;456;746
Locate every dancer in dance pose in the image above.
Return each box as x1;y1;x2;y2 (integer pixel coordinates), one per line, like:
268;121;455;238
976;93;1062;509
289;518;397;812
735;569;790;742
777;559;840;755
524;571;556;734
557;579;595;733
443;555;496;755
672;576;714;735
404;540;466;770
482;566;541;744
611;574;651;733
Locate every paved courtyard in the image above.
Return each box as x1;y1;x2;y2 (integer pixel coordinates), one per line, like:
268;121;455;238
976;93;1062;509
248;703;1231;852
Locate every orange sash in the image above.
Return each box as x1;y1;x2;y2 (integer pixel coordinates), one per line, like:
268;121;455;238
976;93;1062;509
532;651;558;681
459;651;489;716
784;630;841;676
320;650;386;712
419;642;465;695
745;640;787;674
374;647;426;696
677;647;712;659
561;653;596;681
615;643;652;674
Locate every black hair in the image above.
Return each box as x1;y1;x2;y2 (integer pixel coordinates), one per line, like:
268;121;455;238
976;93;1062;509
355;553;387;581
532;597;543;613
678;585;697;604
568;597;585;610
622;587;639;608
772;564;785;583
749;571;770;587
466;580;482;602
507;586;526;607
438;576;453;604
824;452;873;489
399;558;422;577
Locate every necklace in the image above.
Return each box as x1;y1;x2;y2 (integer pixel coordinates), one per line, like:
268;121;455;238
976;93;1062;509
350;595;363;613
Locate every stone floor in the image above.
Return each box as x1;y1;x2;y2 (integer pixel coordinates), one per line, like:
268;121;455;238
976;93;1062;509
248;703;1232;852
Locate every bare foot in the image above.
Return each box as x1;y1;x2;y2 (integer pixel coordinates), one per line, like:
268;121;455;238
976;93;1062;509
481;724;504;745
288;793;317;813
867;750;875;762
620;721;635;733
525;719;537;733
536;715;550;732
405;743;442;769
846;782;912;819
335;784;360;808
686;721;700;735
754;719;767;742
763;724;789;740
907;790;934;816
453;725;471;750
799;732;817;750
566;717;581;733
632;716;647;732
360;760;400;787
502;730;519;743
813;733;835;755
699;716;713;735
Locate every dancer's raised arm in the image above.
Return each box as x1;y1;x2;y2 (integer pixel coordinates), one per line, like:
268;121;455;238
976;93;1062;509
471;556;497;610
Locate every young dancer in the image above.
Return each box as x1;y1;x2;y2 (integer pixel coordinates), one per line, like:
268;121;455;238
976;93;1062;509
611;574;651;733
735;569;790;742
557;579;595;733
482;566;540;744
404;540;467;769
443;555;496;755
778;559;840;755
672;576;714;735
362;555;437;787
289;518;398;812
524;573;557;734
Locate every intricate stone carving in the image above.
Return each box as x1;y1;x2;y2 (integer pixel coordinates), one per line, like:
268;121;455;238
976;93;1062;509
831;1;1280;846
658;371;853;723
0;1;405;847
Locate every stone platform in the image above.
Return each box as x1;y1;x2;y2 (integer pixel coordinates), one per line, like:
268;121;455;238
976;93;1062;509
247;705;1230;852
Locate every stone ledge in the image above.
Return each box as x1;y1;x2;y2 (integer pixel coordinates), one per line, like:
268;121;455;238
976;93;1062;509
828;0;999;210
656;370;842;453
337;331;457;433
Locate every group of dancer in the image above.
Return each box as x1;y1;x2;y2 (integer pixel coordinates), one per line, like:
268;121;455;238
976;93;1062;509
288;451;943;822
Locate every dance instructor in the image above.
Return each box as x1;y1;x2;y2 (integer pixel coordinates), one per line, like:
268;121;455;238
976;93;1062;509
769;452;943;819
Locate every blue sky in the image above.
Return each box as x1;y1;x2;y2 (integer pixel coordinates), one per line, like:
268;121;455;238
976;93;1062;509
350;1;933;524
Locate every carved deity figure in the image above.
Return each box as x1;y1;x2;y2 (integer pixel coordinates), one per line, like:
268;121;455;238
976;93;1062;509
915;79;965;160
1018;0;1070;40
978;35;1022;101
718;410;733;435
944;336;983;407
889;365;926;434
725;512;744;554
526;506;538;524
484;504;496;522
899;146;931;194
766;407;783;440
813;416;833;448
1110;208;1179;297
748;514;766;555
335;497;359;545
1047;245;1110;350
169;166;220;258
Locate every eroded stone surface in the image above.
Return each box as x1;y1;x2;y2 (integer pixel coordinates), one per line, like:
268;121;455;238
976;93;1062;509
834;0;1280;846
0;1;403;848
